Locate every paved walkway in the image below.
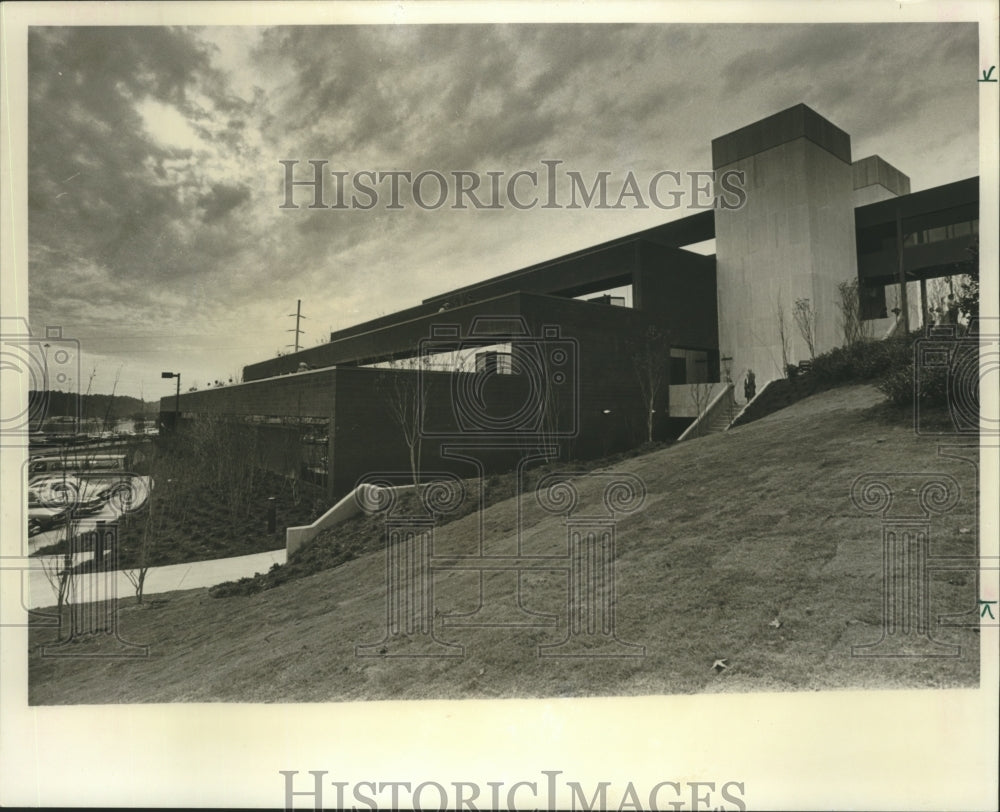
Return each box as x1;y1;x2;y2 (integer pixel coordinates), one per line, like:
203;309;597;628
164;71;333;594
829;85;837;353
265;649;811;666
25;548;286;610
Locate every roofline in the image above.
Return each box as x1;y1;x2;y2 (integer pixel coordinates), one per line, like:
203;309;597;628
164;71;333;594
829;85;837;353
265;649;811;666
423;210;715;305
854;176;979;227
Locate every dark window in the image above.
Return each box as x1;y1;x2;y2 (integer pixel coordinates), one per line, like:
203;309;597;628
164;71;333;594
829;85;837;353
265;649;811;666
670;356;687;384
859;283;887;320
926;226;948;244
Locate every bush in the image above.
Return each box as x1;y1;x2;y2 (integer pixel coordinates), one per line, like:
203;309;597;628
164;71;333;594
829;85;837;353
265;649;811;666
875;367;915;407
778;329;960;412
810;335;913;385
876;364;952;409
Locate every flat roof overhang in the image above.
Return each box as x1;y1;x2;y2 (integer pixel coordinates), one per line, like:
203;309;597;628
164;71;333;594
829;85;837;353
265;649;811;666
244;289;658;382
854;176;978;229
855;176;979;286
421;213;715;307
858;236;978;285
325;224;715;345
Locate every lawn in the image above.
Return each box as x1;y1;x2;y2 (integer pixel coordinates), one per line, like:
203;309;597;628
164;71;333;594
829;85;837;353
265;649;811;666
28;385;981;703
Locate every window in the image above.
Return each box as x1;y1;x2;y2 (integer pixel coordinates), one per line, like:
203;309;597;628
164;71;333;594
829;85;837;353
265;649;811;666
475;351;513;375
586;294;626;306
670;356;687;384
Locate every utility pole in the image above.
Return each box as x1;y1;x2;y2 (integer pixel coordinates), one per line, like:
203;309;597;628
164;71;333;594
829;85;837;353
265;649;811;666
287;299;306;352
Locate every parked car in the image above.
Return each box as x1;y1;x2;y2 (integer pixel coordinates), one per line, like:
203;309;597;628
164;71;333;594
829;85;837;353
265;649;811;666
27;476;107;532
75;487;109;516
27;491;71;536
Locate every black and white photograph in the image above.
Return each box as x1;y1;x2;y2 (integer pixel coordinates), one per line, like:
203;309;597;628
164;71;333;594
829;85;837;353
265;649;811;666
1;1;997;809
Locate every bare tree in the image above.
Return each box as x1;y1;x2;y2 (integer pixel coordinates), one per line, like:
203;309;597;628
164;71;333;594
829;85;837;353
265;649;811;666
689;381;717;437
100;364;123;433
122;499;154;605
632;325;670;444
792;297;817;359
36;514;76;619
378;355;427;490
836;279;873;347
119;417;265;604
33;443;93;625
122;460;180;605
187;417;262;525
775;297;791;375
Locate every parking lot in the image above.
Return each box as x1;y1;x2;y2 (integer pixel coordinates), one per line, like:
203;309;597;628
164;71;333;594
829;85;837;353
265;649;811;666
26;473;152;554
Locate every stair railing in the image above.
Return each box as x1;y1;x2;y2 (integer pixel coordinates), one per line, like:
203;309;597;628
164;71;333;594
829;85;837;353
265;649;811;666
676;381;736;442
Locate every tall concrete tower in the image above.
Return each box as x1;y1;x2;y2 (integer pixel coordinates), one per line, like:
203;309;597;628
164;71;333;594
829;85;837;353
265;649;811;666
851;154;920;336
712;104;860;387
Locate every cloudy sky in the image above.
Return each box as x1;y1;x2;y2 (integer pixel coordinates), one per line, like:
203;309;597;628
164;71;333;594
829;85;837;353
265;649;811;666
26;22;979;399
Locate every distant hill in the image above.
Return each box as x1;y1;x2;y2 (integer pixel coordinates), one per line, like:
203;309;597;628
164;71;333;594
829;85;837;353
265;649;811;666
30;391;160;421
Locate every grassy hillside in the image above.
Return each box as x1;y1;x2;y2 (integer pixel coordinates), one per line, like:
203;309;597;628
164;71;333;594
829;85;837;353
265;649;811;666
28;385;980;703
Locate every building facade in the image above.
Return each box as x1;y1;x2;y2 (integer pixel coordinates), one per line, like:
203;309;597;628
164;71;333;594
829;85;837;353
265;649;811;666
162;103;979;500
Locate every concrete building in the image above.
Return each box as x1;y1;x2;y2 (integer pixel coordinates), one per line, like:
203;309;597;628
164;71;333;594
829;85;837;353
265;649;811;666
163;103;979;500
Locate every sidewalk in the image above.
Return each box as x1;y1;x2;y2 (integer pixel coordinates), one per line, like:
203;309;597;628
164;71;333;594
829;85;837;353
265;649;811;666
26;548;286;610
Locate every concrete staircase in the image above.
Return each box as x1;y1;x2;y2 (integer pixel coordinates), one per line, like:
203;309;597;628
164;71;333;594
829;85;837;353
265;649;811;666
705;393;739;434
677;382;738;441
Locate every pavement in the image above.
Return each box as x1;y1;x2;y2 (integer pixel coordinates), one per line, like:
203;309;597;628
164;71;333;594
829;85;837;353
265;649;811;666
24;547;287;610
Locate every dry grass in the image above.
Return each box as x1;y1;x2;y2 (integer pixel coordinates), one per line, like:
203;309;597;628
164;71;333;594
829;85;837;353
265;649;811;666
28;385;980;703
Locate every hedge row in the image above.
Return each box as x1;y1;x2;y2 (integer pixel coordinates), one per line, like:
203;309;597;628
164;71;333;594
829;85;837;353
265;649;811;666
789;329;972;411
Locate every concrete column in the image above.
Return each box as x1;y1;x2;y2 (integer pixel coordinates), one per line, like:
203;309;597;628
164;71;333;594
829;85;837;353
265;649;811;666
713;104;860;384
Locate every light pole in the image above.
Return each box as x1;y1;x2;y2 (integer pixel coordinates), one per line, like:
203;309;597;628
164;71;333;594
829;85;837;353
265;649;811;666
160;371;180;423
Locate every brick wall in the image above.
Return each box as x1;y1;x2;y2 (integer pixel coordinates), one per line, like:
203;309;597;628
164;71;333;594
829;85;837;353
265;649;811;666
163;369;337;419
328;366;575;497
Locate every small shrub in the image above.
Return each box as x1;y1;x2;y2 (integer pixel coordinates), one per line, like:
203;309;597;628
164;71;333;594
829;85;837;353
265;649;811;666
874;355;951;409
209;574;266;598
875;367;915;407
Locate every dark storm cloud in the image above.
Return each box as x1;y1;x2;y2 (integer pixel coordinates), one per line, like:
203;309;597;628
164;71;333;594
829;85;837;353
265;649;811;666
30;29;205;265
28;26;270;332
197;183;251;222
253;25;701;170
716;23;978;149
